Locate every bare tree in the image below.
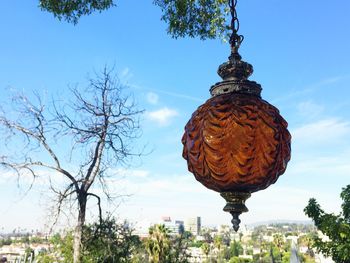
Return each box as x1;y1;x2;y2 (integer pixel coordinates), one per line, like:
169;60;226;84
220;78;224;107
0;68;144;263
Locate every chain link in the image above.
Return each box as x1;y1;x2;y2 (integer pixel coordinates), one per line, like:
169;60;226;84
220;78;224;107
229;0;244;53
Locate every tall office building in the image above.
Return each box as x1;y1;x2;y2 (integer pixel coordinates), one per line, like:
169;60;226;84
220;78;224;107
160;217;184;235
185;217;201;236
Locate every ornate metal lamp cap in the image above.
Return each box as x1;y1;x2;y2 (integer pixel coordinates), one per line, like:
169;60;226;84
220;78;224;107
210;52;262;97
218;52;253;81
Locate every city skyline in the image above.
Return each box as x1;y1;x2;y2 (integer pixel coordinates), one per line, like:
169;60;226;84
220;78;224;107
1;0;350;233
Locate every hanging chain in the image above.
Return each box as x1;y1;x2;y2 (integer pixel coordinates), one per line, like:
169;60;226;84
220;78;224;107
229;0;244;54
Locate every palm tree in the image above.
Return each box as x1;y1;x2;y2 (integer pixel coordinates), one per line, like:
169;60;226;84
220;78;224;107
214;235;224;262
201;242;210;261
145;224;171;263
273;234;284;262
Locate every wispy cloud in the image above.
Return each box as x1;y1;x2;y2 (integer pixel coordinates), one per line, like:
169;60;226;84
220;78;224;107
146;92;159;105
130;84;204;103
271;75;347;104
133;175;208;196
297;100;324;119
310;76;345;88
246;185;342;222
108;168;150;178
288;154;350;178
100;170;343;226
147;107;179;126
120;67;133;82
292;118;350;144
91;170;208;198
154;89;204;102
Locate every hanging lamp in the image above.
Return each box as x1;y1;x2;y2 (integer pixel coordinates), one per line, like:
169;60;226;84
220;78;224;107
181;0;291;231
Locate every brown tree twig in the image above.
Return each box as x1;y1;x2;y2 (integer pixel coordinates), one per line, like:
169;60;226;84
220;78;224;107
0;67;144;263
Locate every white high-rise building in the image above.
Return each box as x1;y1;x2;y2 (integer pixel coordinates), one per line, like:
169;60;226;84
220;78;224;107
160;216;184;235
185;217;201;236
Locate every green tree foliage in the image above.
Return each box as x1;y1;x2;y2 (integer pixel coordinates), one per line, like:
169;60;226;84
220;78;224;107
154;0;229;39
35;233;73;262
270;245;282;262
52;232;74;262
30;236;46;244
21;234;30;244
39;0;229;39
201;242;210;257
145;224;171;263
145;224;189;263
0;238;12;246
214;234;223;251
304;185;350;263
39;0;114;24
229;240;243;257
272;234;284;262
24;247;35;262
251;240;291;263
201;228;213;243
170;232;190;263
229;257;252;263
213;234;225;262
281;251;291;263
39;217;141;263
191;240;204;248
298;233;316;258
36;253;57;263
82;217;141;262
299;254;316;263
37;221;191;263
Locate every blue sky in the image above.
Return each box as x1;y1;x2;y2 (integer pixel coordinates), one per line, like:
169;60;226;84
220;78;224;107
1;0;350;232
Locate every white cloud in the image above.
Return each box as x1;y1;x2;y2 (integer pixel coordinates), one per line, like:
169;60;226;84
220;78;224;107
120;67;133;81
292;118;350;144
310;76;344;88
129;84;204;102
0;166;78;191
152;89;203;102
121;67;129;77
93;171;207;197
147;107;179;126
105;171;343;227
108;168;150;178
133;174;208;196
288;154;350;178
146;92;159;105
297;101;324;119
244;185;342;223
271;75;345;104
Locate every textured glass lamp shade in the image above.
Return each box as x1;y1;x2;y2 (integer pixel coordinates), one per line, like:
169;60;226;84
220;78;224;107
182;93;291;193
181;53;291;230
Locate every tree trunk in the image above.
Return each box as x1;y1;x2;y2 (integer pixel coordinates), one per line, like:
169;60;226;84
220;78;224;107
270;246;275;263
73;192;87;263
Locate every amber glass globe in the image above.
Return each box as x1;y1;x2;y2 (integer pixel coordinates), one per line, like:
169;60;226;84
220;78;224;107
182;92;291;193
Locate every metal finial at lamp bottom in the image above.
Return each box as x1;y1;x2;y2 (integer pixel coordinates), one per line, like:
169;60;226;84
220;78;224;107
220;192;251;231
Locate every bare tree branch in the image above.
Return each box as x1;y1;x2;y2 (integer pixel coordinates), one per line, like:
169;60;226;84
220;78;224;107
87;192;102;226
0;67;144;263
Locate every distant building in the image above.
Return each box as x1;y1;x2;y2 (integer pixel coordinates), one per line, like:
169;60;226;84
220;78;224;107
175;220;185;234
187;247;205;262
262;235;274;242
161;216;171;222
160;217;184;235
185;217;201;236
0;245;26;262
